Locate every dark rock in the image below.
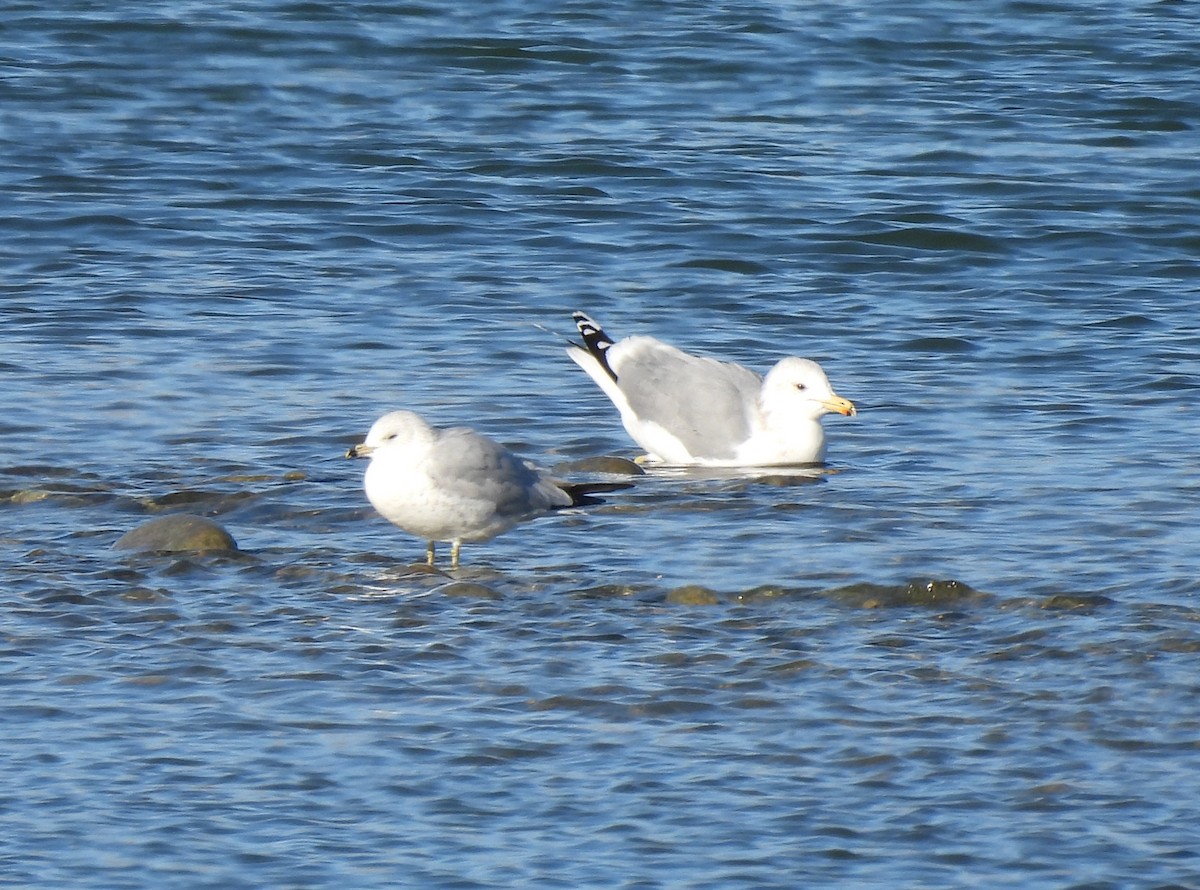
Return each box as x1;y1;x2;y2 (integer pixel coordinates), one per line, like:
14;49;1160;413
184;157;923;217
553;455;646;476
827;578;981;609
438;581;502;600
1040;593;1114;610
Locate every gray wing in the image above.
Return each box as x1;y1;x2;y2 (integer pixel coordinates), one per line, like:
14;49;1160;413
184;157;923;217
610;338;763;459
430;428;570;516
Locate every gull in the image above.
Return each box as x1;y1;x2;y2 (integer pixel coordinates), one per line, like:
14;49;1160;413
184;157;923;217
566;311;856;467
346;410;625;568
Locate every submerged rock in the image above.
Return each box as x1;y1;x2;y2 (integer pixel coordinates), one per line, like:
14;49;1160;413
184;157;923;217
553;455;646;476
827;578;981;609
438;581;502;600
732;584;792;603
667;584;722;605
1039;593;1114;610
114;514;238;553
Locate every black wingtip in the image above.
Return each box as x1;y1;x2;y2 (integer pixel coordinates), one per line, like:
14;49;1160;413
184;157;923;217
572;311;618;382
559;480;635;507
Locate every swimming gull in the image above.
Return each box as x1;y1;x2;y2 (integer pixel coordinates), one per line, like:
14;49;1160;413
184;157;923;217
566;312;856;467
346;409;625;568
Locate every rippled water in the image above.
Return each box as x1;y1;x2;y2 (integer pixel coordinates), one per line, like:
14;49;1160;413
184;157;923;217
4;1;1200;887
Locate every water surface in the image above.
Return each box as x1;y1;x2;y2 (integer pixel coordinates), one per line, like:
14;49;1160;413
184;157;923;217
3;1;1200;887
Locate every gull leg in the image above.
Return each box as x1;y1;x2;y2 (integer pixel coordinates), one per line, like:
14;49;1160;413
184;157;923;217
451;540;462;569
425;541;436;566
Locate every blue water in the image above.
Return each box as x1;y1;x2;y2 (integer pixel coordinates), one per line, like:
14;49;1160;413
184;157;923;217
3;2;1200;887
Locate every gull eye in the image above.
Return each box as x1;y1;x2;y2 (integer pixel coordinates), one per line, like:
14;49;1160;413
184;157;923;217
794;383;807;392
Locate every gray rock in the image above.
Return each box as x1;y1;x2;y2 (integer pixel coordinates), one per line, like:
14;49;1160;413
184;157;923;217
114;514;238;553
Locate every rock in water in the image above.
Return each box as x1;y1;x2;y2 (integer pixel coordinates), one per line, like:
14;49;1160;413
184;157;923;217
114;514;238;552
552;455;646;476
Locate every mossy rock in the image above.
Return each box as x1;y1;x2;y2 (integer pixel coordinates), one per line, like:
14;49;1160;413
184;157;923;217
114;514;238;553
827;578;979;609
666;584;723;605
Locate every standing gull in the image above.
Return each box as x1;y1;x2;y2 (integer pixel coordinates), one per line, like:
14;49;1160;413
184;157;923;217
566;312;856;467
346;410;623;568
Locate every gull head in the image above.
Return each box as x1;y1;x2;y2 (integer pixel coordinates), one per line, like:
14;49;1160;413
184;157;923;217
346;410;434;459
762;357;857;421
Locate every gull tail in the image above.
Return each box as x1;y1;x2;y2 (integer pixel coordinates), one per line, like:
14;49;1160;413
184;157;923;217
558;479;633;507
571;311;617;382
